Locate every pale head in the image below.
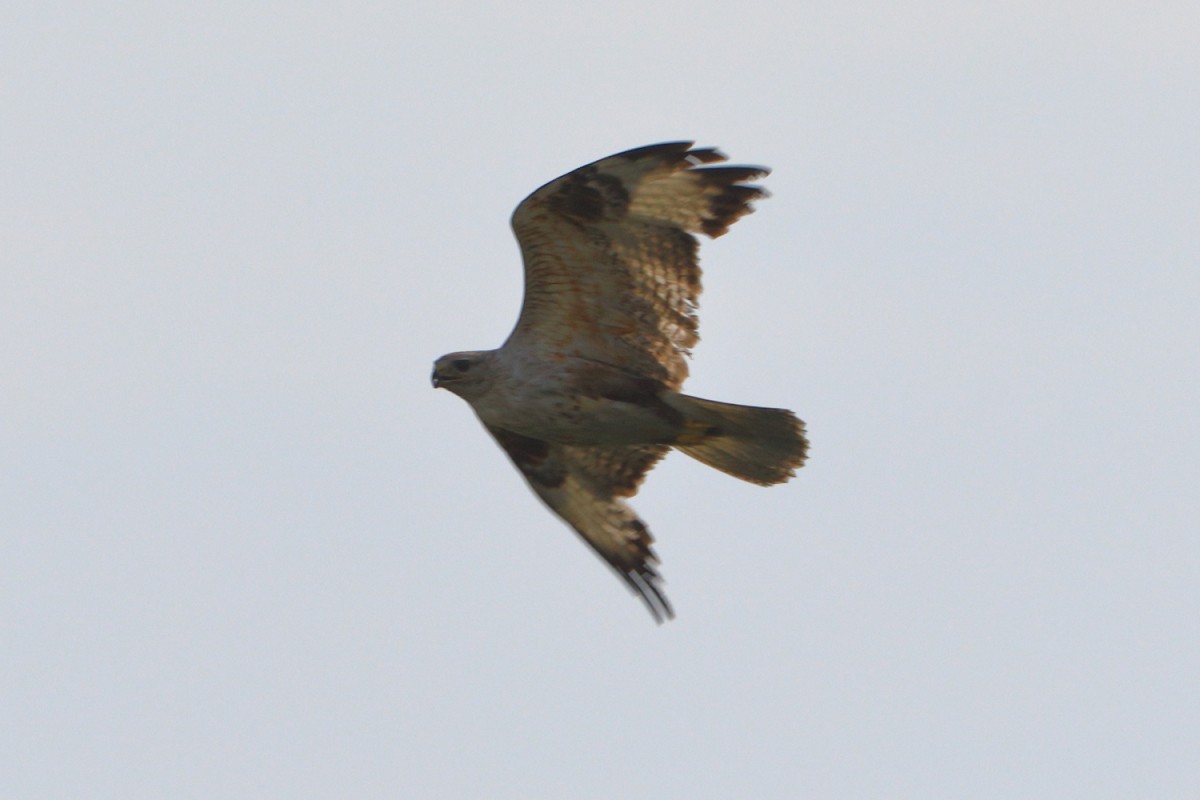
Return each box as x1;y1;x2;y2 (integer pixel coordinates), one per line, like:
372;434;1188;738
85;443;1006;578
431;350;494;400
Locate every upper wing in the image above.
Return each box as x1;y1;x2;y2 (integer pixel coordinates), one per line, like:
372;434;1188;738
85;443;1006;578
486;425;673;622
504;142;769;389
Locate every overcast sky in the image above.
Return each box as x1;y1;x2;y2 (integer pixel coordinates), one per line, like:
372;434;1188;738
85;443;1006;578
3;2;1197;798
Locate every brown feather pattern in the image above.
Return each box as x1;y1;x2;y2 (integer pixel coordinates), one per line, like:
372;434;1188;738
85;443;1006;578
487;426;673;621
435;142;802;622
506;141;769;389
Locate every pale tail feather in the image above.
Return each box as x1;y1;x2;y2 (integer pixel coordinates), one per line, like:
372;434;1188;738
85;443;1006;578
669;395;809;486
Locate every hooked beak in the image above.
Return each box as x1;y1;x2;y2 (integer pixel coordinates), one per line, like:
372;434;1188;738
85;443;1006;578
431;369;442;388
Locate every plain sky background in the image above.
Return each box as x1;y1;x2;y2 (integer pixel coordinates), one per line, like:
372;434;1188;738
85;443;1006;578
3;2;1197;797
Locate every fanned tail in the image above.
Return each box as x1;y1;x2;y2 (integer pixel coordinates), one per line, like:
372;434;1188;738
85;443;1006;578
669;394;808;486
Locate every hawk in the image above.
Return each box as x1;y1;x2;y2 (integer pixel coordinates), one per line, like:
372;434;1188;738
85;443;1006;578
432;142;808;622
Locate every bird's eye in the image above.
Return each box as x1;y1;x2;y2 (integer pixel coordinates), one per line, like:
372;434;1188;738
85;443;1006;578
452;359;471;372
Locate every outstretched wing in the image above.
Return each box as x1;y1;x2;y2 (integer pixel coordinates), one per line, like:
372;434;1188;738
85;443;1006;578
486;425;673;622
505;142;768;390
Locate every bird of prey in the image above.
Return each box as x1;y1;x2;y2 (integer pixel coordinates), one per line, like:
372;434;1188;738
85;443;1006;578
432;142;807;621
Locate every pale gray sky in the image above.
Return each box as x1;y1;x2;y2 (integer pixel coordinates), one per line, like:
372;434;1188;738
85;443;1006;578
3;2;1197;797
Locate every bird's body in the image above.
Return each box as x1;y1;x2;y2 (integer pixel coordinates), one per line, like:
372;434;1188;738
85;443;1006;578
433;142;807;621
440;350;691;446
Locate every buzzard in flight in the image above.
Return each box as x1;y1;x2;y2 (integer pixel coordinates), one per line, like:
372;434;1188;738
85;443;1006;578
432;142;807;621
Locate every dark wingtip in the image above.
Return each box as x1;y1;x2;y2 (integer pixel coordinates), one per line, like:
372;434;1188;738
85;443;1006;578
628;570;675;624
698;172;771;237
611;141;696;163
685;147;728;166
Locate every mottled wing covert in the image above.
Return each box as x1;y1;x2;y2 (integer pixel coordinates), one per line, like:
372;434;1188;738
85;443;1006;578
486;425;673;622
505;142;769;389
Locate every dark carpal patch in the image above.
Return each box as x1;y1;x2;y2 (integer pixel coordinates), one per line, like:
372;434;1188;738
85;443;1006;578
488;427;566;489
550;169;629;223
